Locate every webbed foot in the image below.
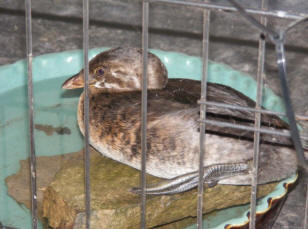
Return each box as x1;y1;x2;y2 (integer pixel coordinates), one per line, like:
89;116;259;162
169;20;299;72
131;162;250;195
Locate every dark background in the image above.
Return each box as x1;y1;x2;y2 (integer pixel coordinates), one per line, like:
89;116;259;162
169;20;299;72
0;0;307;228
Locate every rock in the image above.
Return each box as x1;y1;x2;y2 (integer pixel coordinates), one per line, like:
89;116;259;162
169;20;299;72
41;148;278;229
5;152;78;219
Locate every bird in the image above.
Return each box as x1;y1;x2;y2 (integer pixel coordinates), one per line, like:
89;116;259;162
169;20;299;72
62;47;299;195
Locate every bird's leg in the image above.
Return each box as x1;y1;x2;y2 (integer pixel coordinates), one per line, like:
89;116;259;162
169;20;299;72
131;162;250;195
131;172;197;195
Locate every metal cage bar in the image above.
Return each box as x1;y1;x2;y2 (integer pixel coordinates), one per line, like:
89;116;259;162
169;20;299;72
249;0;268;227
25;0;38;228
274;40;307;167
225;0;307;169
201;118;307;138
19;0;307;228
143;0;307;228
82;0;91;227
141;1;149;228
305;184;308;229
148;0;307;20
198;100;308;121
197;9;210;229
147;0;308;143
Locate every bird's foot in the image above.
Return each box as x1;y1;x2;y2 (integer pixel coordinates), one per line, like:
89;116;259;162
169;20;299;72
131;162;250;195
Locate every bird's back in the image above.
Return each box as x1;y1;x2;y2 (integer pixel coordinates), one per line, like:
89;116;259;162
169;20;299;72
77;79;296;181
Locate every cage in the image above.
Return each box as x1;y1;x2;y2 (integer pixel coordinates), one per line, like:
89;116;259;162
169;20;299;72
0;0;307;229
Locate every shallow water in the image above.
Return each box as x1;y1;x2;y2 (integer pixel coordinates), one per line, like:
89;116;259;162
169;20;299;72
0;48;293;229
0;75;296;229
0;76;83;229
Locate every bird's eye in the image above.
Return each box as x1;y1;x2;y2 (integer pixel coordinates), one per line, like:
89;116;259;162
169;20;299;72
98;68;104;75
94;67;104;76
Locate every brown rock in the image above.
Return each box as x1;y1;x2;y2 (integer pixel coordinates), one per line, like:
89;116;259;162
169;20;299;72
41;149;278;229
5;148;279;229
5;152;77;218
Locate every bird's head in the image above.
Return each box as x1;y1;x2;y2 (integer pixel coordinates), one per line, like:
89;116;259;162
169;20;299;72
62;47;168;92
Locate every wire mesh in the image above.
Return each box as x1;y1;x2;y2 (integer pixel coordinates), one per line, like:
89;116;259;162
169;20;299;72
22;0;308;228
143;0;307;228
224;0;308;168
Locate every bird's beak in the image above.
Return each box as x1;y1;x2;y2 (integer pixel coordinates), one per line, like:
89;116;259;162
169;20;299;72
62;72;85;89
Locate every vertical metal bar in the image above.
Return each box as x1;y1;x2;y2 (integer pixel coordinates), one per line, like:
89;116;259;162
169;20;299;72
249;1;267;228
274;40;307;167
226;0;307;168
197;9;210;229
83;0;91;227
25;0;37;228
305;184;308;229
248;0;268;228
141;1;149;228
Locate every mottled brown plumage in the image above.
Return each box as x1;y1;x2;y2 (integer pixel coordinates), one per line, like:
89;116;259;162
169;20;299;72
63;47;298;187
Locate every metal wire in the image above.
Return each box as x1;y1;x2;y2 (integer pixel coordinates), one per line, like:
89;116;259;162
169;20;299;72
284;16;308;33
201;119;305;138
25;0;37;228
305;184;308;229
225;0;307;170
141;1;149;228
19;0;308;228
198;100;308;121
249;0;267;227
227;0;277;39
197;9;210;229
148;0;307;20
274;39;307;167
144;1;308;228
82;0;91;227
